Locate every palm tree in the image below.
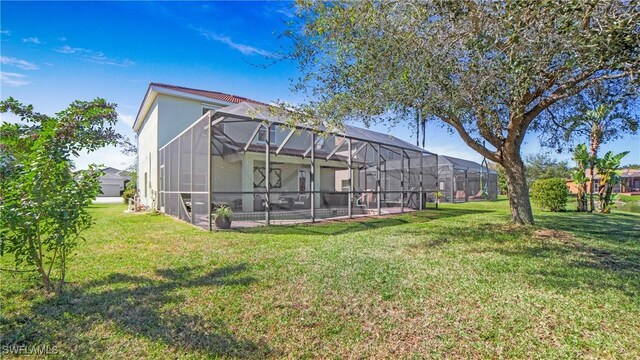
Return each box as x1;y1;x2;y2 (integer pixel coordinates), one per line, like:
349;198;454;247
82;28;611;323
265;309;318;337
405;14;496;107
562;103;638;212
595;151;629;213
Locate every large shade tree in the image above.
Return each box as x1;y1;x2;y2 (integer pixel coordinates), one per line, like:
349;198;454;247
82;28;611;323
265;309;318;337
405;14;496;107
285;0;640;224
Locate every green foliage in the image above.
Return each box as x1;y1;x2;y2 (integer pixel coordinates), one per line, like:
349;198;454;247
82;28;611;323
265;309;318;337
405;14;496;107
530;178;569;212
595;150;629;213
571;144;591;212
214;205;233;220
539;86;639;154
122;188;136;204
0;97;121;292
525;154;572;185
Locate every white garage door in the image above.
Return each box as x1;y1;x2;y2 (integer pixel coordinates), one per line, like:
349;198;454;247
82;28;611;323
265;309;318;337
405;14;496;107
100;184;121;197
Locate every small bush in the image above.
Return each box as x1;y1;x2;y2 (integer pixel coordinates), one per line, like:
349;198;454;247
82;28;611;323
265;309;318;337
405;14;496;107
214;205;233;219
122;188;136;204
530;178;568;212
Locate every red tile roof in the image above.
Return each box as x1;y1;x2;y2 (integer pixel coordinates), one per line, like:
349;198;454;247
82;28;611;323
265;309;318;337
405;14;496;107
150;82;268;106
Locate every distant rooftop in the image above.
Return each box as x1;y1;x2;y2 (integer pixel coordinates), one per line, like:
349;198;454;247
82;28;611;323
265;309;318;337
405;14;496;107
440;155;496;173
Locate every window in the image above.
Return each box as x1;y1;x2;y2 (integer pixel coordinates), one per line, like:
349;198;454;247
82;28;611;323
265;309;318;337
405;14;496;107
257;126;276;143
144;172;148;197
341;179;350;192
299;170;307;193
315;137;325;149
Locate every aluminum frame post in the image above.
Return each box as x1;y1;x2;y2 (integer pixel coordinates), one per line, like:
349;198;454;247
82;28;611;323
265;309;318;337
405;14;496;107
310;132;316;222
400;152;404;213
347;138;353;218
419;153;424;210
376;143;381;215
207;113;212;231
265;124;271;225
432;154;444;210
190;128;194;224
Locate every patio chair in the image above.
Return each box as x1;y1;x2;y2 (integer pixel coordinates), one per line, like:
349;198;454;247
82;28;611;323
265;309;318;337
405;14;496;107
356;189;375;211
275;195;294;210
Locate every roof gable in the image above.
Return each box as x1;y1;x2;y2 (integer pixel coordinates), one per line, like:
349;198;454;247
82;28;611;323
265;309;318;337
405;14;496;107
133;83;266;132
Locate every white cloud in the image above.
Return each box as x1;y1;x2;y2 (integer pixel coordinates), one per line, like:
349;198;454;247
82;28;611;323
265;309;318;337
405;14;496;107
0;56;38;70
22;37;41;44
195;27;276;57
55;45;135;67
0;72;30;87
275;8;296;18
57;36;66;41
0;29;10;35
118;113;136;127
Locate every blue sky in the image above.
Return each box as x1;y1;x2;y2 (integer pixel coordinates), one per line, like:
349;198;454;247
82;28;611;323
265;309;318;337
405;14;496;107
1;1;638;170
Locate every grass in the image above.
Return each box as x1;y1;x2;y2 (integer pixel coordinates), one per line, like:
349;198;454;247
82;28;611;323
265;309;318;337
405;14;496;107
617;194;640;202
1;199;639;358
615;194;640;214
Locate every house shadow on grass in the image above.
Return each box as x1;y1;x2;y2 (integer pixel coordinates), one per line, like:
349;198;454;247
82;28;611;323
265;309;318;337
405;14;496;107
235;207;495;236
1;264;272;358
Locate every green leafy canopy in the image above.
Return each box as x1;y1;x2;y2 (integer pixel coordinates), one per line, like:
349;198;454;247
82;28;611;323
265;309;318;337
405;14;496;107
0;97;123;292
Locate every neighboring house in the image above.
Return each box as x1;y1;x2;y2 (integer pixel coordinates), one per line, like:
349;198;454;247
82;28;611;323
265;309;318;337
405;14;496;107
437;155;498;202
567;168;640;194
98;167;131;197
133;83;495;228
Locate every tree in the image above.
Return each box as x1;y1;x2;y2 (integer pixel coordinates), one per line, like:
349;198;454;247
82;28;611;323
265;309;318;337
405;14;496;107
285;0;640;224
596;150;629;213
571;144;590;212
540;86;639;211
524;154;572;186
0;98;121;292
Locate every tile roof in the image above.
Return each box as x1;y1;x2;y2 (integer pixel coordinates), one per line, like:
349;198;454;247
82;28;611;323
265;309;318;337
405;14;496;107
150;82;268;106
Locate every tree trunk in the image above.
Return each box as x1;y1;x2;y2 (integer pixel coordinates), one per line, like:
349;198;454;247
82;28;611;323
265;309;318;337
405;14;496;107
502;154;534;225
588;163;595;212
589;130;600;213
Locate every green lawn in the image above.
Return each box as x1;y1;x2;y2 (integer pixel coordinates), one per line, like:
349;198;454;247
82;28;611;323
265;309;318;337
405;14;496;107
2;200;639;358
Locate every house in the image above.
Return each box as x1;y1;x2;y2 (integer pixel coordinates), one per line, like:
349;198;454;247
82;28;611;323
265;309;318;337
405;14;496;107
437;155;498;202
566;168;640;195
133;83;493;229
98;167;130;197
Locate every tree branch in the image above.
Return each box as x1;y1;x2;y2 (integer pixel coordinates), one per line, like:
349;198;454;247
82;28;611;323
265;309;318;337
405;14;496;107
442;114;500;162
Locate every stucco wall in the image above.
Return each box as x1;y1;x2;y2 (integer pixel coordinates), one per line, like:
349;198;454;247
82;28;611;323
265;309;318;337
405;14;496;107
137;99;159;208
157;94;221;148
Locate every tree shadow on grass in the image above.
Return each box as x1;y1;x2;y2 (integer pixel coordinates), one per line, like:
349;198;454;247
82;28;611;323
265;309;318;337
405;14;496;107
1;264;273;358
494;213;640;299
402;215;640;300
536;211;640;244
236;207;495;236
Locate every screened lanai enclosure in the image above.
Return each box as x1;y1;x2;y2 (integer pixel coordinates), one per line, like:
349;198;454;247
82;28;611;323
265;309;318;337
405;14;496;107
159;102;439;229
437;155;498;203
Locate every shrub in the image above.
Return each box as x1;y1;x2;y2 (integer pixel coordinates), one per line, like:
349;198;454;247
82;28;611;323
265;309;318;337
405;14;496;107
530;178;569;212
122;188;136;204
214;206;233;229
0;97;121;292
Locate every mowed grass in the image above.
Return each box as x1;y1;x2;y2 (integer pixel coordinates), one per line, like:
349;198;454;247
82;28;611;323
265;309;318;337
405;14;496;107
1;199;639;358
